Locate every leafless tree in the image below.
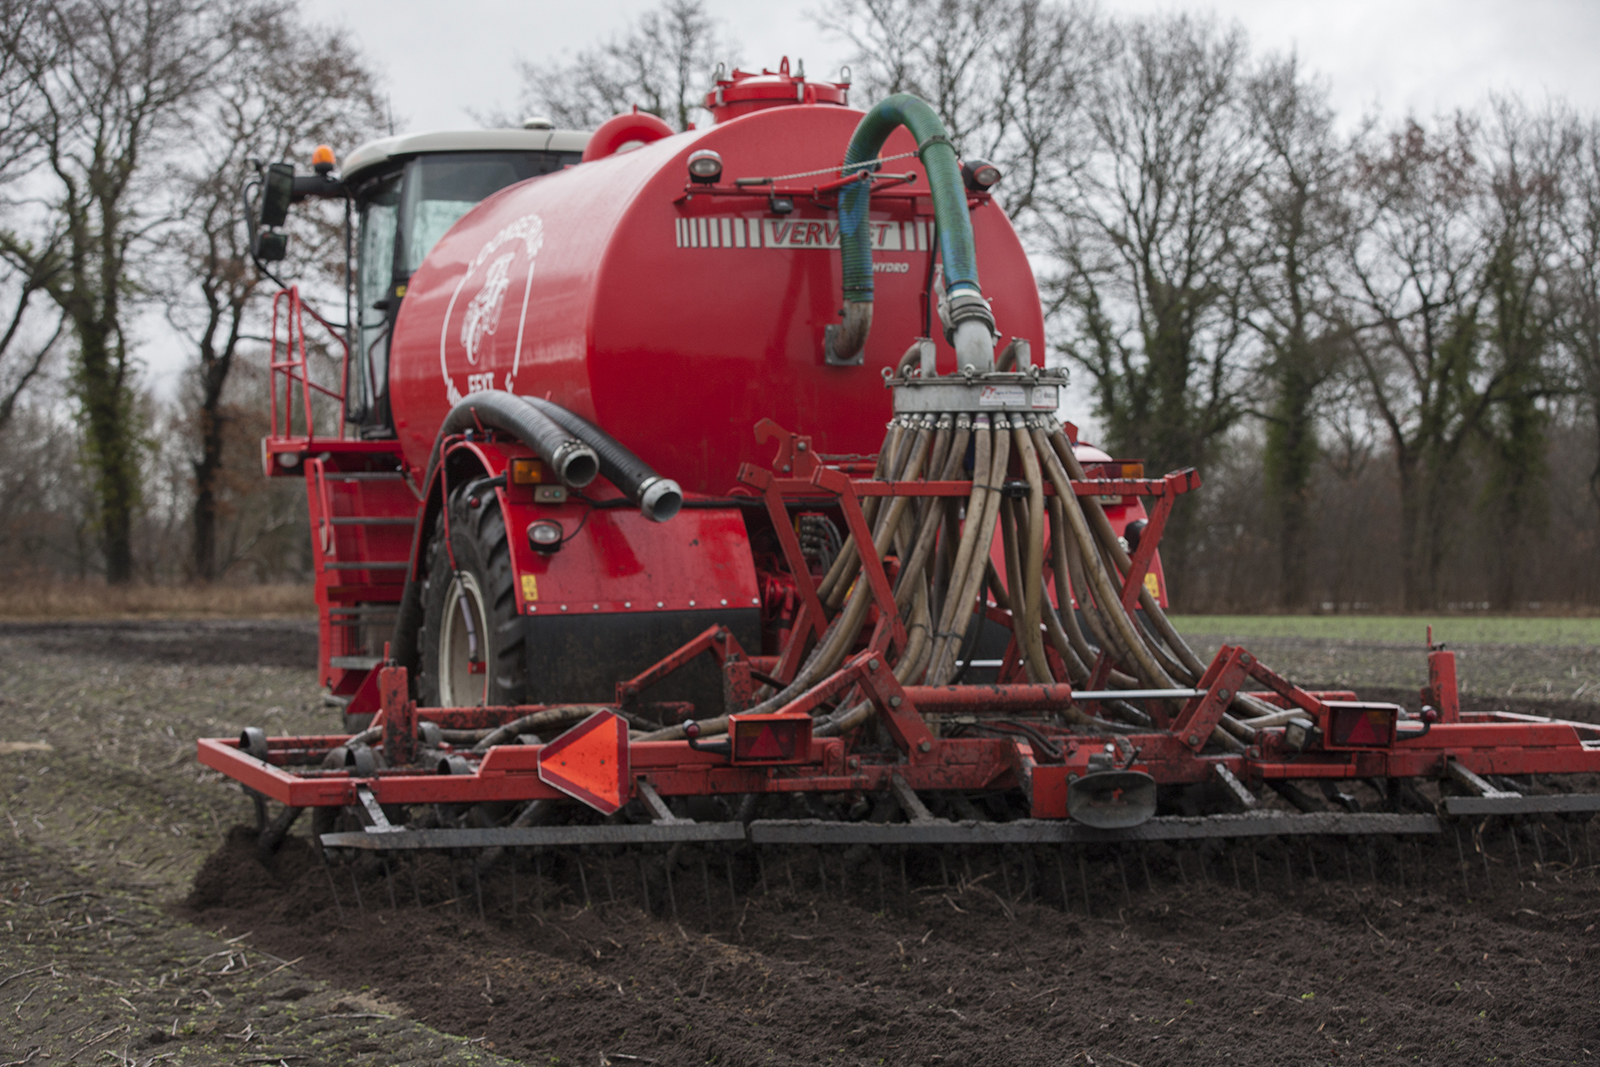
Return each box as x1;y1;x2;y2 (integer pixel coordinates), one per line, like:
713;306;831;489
511;0;736;132
0;0;237;583
1241;54;1358;609
1342;114;1495;609
821;0;1108;225
1047;13;1263;585
161;2;381;580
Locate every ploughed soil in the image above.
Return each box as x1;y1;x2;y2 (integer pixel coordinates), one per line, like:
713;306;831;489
3;618;1598;1066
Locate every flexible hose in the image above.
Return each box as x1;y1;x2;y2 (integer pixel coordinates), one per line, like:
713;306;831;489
833;94;995;366
525;397;682;522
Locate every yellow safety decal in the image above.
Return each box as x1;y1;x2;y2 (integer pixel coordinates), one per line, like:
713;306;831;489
1143;573;1160;598
521;574;539;601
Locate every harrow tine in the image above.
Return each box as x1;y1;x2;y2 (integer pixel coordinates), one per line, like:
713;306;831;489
410;853;422;908
578;854;592;909
510;848;518;916
665;855;679;921
604;856;616;904
1117;850;1131;906
701;854;713;925
451;854;462;916
898;851;908;911
1366;840;1377;883
725;855;738;927
349;864;366;913
786;855;796;894
1000;854;1013;901
1284;849;1293;892
1306;841;1318;883
1533;822;1545;866
535;852;545;917
1077;851;1091;919
383;858;398;911
1585;821;1594;868
1479;827;1493;890
318;847;345;923
1510;825;1523;877
1343;841;1353;885
638;854;651;916
757;849;769;896
1250;845;1260;892
1453;826;1470;897
1230;849;1241;891
472;854;485;921
1056;847;1071;913
939;854;950;888
816;851;827;897
1175;850;1188;886
1139;846;1152;892
1394;838;1405;890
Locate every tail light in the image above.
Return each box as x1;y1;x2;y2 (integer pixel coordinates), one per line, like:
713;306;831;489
728;714;812;763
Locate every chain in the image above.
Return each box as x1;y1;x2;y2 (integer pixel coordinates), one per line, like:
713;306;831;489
749;148;921;185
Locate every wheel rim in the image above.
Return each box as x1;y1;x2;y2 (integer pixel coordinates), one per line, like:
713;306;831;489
438;570;491;706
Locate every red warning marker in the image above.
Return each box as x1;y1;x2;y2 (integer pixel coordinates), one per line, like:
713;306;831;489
745;725;786;760
1344;710;1384;746
537;710;630;814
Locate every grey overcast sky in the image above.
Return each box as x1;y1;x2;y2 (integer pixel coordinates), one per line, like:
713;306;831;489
141;0;1600;394
299;0;1600;137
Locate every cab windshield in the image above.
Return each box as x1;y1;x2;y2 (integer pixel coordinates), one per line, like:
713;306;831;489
348;148;580;431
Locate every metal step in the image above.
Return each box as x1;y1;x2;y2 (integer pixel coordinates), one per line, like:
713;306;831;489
331;516;415;526
324;472;405;481
329;655;382;670
323;561;410;570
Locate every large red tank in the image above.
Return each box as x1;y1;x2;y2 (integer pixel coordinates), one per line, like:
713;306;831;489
386;68;1046;494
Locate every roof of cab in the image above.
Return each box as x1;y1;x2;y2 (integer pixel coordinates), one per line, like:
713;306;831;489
341;129;591;185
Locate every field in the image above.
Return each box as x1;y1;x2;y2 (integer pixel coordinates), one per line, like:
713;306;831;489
1;615;1597;1066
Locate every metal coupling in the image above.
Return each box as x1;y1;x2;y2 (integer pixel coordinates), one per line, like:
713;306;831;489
548;439;600;489
637;476;684;523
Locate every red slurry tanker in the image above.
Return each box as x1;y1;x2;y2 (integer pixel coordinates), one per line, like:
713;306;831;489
202;61;1600;864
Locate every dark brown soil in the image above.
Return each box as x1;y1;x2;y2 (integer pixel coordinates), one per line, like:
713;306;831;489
0;618;317;668
182;818;1600;1067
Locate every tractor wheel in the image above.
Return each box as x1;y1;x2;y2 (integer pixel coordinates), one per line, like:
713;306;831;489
416;480;528;707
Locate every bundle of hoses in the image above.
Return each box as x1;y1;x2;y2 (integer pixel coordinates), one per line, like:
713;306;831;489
639;412;1284;746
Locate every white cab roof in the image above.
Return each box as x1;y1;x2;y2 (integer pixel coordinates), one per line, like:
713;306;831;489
342;129;591;184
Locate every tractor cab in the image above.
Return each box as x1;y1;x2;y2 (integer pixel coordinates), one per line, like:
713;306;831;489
249;125;588;436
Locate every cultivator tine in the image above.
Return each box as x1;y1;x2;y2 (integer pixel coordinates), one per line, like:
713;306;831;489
1306;842;1318;883
1077;851;1091;918
700;854;713;924
1366;840;1376;883
786;855;795;894
756;849;769;896
898;851;908;910
534;852;545;916
319;847;345;923
637;855;651;916
1343;841;1353;885
1139;847;1152;892
939;854;950;888
1175;850;1188;887
1250;846;1261;892
664;855;679;920
816;852;827;896
1510;827;1522;877
1000;855;1013;901
510;849;518;915
1453;827;1471;896
1533;822;1545;866
1117;851;1131;906
383;858;398;910
578;855;592;909
472;856;485;921
725;856;737;926
1056;847;1071;913
603;858;615;904
349;864;366;913
1230;850;1241;891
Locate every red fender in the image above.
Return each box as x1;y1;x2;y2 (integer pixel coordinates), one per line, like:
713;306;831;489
581;107;674;163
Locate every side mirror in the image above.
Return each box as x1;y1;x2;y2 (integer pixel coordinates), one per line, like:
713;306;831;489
253;231;288;262
259;162;294;228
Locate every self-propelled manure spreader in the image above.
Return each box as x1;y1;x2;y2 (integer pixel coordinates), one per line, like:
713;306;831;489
200;62;1600;903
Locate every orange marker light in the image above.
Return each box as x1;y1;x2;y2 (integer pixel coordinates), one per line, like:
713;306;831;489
310;144;336;174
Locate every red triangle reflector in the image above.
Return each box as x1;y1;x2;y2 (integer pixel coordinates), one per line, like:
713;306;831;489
746;725;785;760
1345;710;1383;746
537;710;629;814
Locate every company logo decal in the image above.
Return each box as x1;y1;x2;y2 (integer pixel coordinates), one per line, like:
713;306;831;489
675;217;932;252
440;213;544;405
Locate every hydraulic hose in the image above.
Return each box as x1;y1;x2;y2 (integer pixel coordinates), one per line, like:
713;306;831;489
833;94;995;368
525;397;682;522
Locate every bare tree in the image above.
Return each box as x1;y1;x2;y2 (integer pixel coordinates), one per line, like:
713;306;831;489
162;2;381;580
1472;97;1579;608
0;0;235;583
1241;55;1357;609
1343;114;1495;609
1556;118;1600;522
1049;13;1263;586
821;0;1108;225
512;0;735;132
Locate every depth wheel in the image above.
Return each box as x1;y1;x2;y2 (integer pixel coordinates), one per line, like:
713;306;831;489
417;480;528;707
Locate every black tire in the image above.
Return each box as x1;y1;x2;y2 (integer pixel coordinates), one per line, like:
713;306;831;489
416;480;528;707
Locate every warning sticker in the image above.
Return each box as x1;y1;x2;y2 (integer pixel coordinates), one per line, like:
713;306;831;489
520;574;538;602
